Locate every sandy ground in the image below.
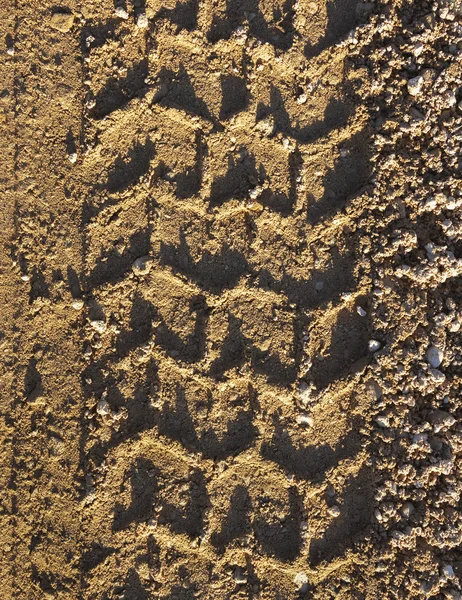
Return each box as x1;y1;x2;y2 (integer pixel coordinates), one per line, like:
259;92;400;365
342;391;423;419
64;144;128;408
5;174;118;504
0;0;461;598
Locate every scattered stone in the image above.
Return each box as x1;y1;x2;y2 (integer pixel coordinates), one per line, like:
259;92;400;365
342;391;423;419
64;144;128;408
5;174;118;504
407;76;424;96
96;397;110;416
21;274;30;282
68;152;77;164
293;572;309;593
298;381;315;406
375;415;390;428
72;299;84;310
428;410;456;433
428;368;445;383
426;345;443;368
255;116;275;137
357;306;367;317
89;320;107;334
49;11;74;33
136;13;149;28
328;505;341;517
296;413;314;427
132;255;153;276
413;42;424;57
442;565;455;579
233;567;247;585
401;502;414;518
114;6;129;19
368;339;382;352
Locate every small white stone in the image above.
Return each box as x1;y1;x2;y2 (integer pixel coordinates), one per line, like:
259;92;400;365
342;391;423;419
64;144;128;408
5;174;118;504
375;415;390;428
72;299;84;310
328;505;341;517
298;381;314;406
68;152;77;163
114;6;129;19
90;320;107;334
296;413;313;427
132;255;153;276
136;13;149;28
96;398;110;416
6;47;14;56
407;76;424;96
449;320;460;333
293;572;308;592
357;306;367;317
413;42;424;57
426;345;443;368
21;274;30;281
296;93;307;104
368;339;382;352
249;186;262;200
255;117;275;137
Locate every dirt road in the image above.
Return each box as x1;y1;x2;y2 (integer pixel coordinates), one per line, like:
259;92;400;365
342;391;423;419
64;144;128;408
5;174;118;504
1;0;461;598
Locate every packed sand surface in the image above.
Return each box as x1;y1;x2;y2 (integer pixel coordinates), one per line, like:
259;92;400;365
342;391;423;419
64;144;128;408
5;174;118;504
1;0;461;598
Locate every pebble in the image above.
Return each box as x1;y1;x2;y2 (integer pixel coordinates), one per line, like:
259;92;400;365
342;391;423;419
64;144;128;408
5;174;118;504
401;502;414;518
357;306;367;317
132;255;153;276
233;567;247;585
114;6;129;19
298;381;314;406
368;339;382;352
426;345;443;368
296;413;314;427
375;415;390;428
96;398;110;416
21;274;30;282
49;11;74;33
413;42;424;57
428;410;456;433
442;565;455;579
89;320;107;334
407;76;424;96
72;299;84;310
255;117;275;137
428;368;445;383
68;152;77;164
293;572;309;593
136;13;149;28
328;505;341;517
